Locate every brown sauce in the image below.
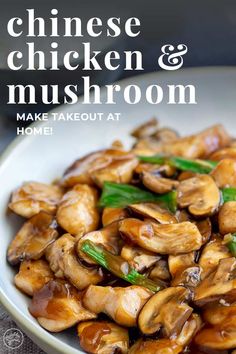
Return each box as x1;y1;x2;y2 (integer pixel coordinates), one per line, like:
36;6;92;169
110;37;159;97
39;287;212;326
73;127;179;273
80;322;111;353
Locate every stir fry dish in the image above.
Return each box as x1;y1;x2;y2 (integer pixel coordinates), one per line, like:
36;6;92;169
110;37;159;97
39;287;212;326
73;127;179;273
7;119;236;353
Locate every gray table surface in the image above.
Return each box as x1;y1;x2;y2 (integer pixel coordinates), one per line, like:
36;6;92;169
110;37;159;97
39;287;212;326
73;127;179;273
0;116;45;354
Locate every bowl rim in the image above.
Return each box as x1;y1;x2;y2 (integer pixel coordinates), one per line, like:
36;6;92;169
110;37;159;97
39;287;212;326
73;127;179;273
0;65;236;353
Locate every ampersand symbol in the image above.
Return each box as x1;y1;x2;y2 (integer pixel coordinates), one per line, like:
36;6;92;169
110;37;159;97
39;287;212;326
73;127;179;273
158;44;188;71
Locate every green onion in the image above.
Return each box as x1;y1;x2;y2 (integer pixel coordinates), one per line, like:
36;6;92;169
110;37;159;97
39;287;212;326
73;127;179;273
222;187;236;203
81;240;162;292
224;233;236;257
138;155;218;174
99;181;177;213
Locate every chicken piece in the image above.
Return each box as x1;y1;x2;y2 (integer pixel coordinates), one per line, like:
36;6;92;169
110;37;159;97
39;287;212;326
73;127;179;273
194;257;236;306
119;219;202;255
138;286;192;336
77;321;129;354
219;201;236;235
194;316;236;350
77;222;123;265
210;158;236;188
142;172;179;194
210;147;236;161
29;280;96;332
56;184;99;236
121;244;160;272
83;285;152;327
149;259;171;281
61;149;137;188
129;339;182;354
46;234;103;290
128;203;177;224
102;207;129;227
7;211;58;265
161;125;230;158
199;235;231;279
8;182;63;218
177;175;220;217
131;118;159;138
14;259;54;296
169;253;201;288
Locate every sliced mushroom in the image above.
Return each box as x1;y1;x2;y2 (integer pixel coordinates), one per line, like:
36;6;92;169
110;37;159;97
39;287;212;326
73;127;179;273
161;124;231;159
177;175;220;217
131;118;159;139
7;211;58;265
154;127;180;143
199;235;231;279
178;171;196;181
14;259;54;296
138;286;192;336
102;207;129;227
210;147;236;161
29;279;97;332
121;244;160;272
169;253;201;288
142;172;179;194
77;222;123;265
83;285;152;327
203;303;236;325
56;184;99;236
119;219;203;255
128;203;177;224
77;321;129;354
91;157;138;188
210;158;236;188
45;234;103;290
149;259;171;281
219;201;236;235
194;316;236;350
175;313;202;347
129;338;183;354
194;257;236;306
8;182;63;218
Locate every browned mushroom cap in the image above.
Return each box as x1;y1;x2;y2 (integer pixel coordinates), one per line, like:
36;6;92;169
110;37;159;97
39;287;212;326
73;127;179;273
102;207;129;227
121;244;160;272
56;184;99;236
210;158;236;188
45;234;103;290
7;211;58;265
138;286;192;336
82;285;152;327
119;219;203;255
203;303;236;325
194;317;236;350
210;147;236;161
129;338;183;354
177;175;220;217
175;313;202;347
161;124;231;158
194;257;236;306
219;201;236;235
128;203;177;224
178;171;197;181
14;259;54;296
149;259;171;281
199;235;231;279
77;321;129;354
142;172;179;194
61;149;136;187
29;279;97;332
131;118;159;138
168;253;201;288
91;157;138;188
8;182;63;218
77;222;123;265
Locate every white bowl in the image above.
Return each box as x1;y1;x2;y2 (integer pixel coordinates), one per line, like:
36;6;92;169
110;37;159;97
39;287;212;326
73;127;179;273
1;67;236;353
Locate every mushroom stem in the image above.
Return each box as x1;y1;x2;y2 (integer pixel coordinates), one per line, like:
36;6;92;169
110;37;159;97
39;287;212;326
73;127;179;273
99;181;177;213
138;155;217;174
81;240;163;292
